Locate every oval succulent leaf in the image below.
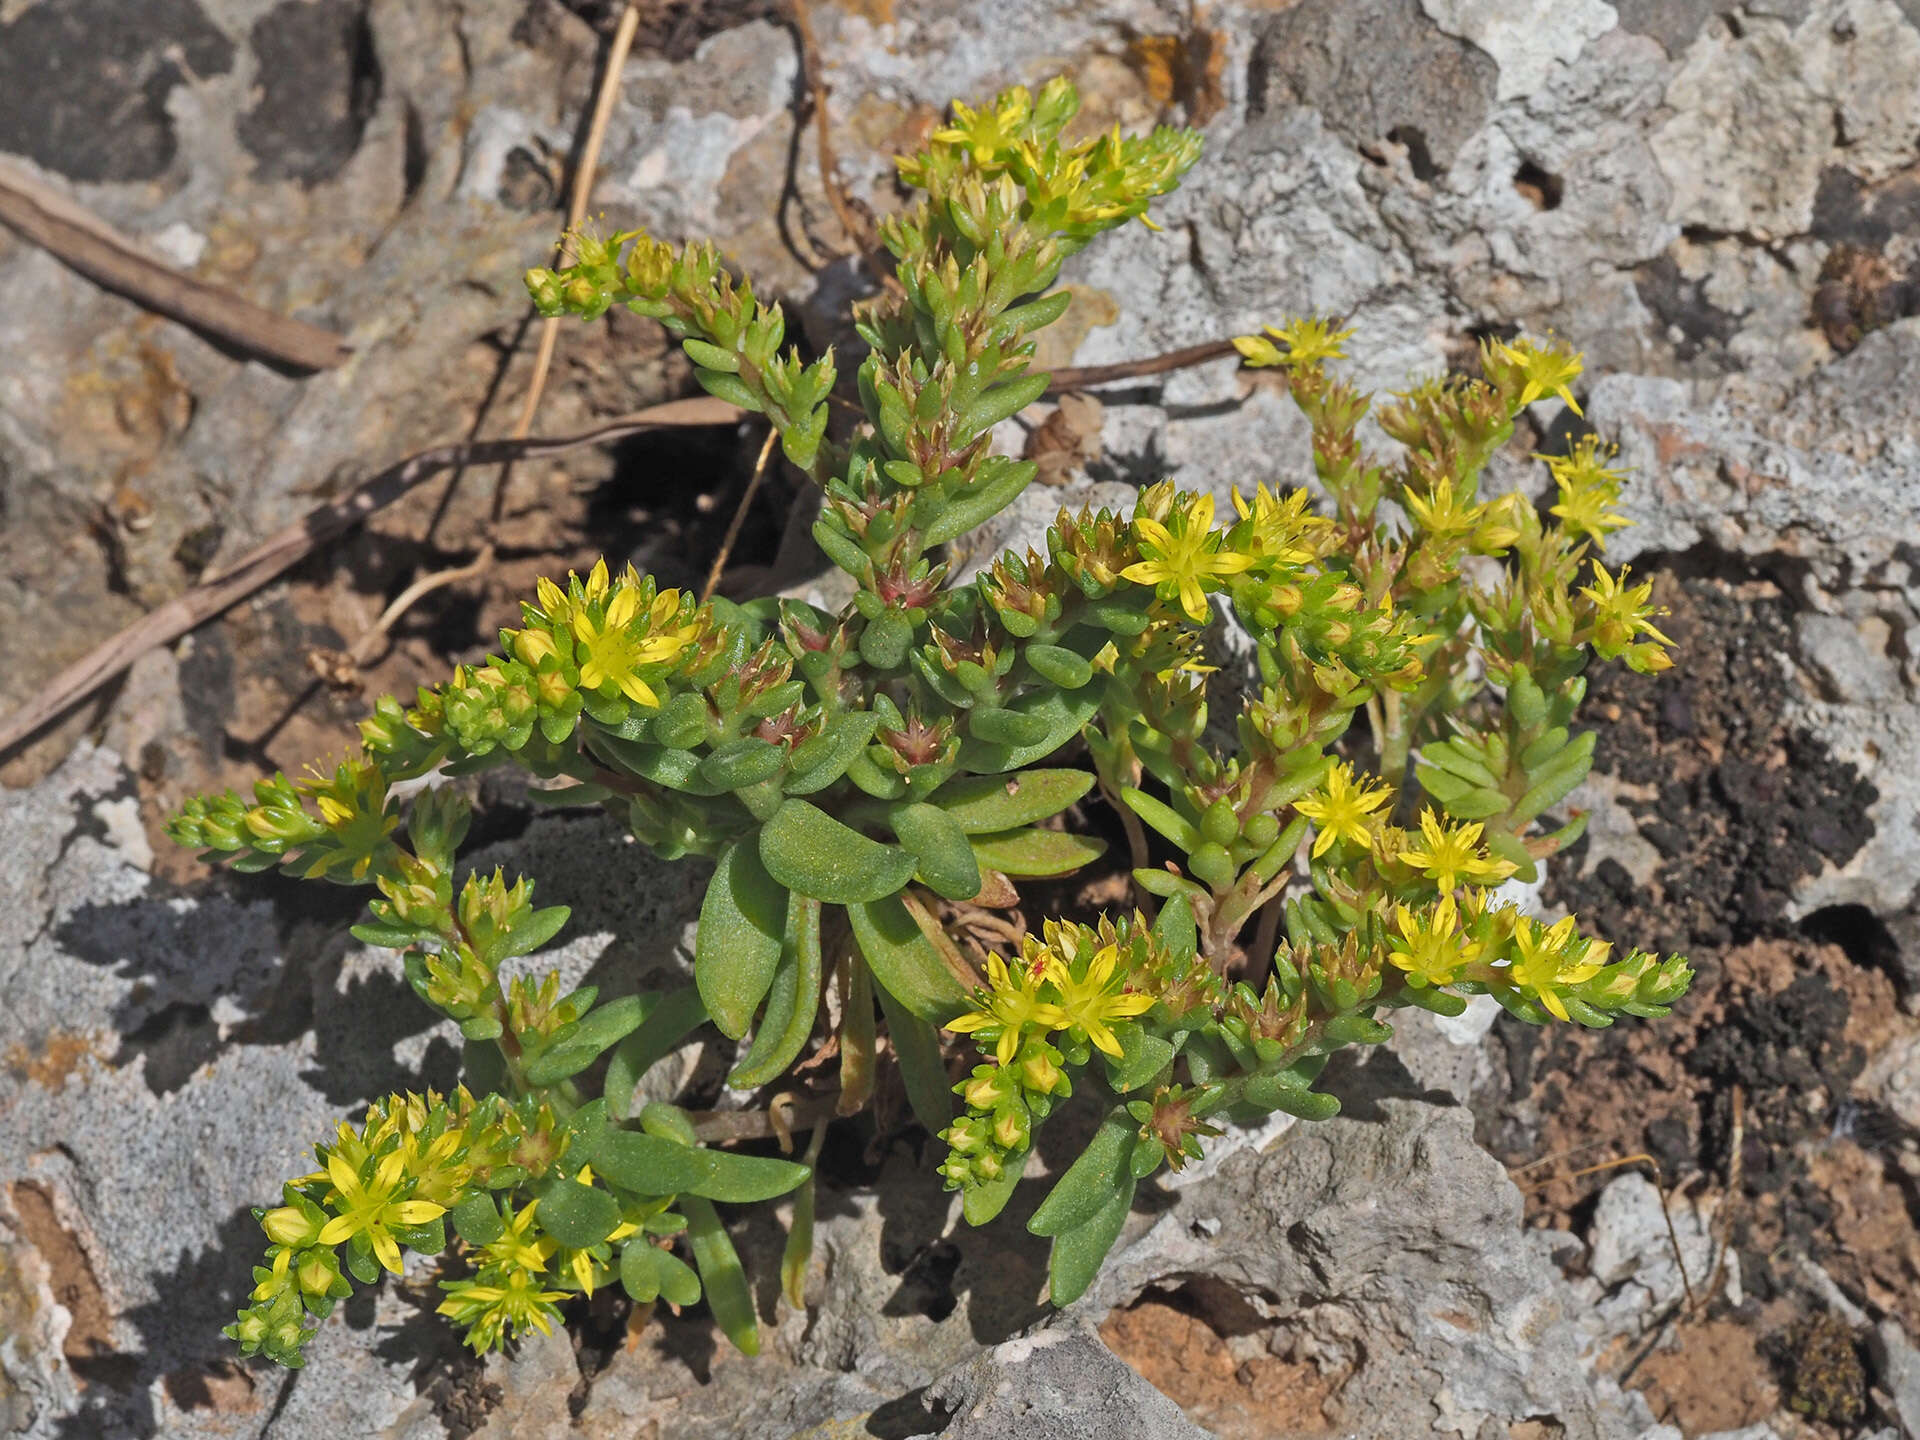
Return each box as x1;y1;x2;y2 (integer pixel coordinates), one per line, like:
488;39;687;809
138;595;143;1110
759;799;918;904
874;979;954;1131
931;769;1094;833
586;1128;810;1203
846;894;969;1023
785;711;880;795
890;802;982;901
535;1179;622;1250
696;842;789;1040
727;896;825;1089
683;1196;760;1355
1047;1168;1135;1307
1029;1106;1136;1238
957;690;1099;773
968;827;1106;877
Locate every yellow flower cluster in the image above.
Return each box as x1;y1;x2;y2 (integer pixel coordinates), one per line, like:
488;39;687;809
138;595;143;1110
941;915;1177;1191
1121;492;1252;623
1381;889;1615;1020
902;74;1201;238
1543;435;1631;549
946;918;1156;1064
229;1090;514;1366
1232;317;1355;371
1294;764;1517;890
1581;561;1675;674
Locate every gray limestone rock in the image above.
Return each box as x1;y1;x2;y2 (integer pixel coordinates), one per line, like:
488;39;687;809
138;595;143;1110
1868;1319;1920;1440
1070;1096;1647;1439
925;1326;1213;1440
0;743;705;1438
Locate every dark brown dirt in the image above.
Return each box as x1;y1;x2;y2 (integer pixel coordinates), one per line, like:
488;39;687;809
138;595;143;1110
1478;567;1920;1436
1548;570;1878;954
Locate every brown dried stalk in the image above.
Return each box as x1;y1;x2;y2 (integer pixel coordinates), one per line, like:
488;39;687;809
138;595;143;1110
0;159;349;372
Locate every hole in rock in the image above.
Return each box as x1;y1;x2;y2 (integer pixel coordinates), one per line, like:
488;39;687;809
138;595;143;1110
1513;159;1564;210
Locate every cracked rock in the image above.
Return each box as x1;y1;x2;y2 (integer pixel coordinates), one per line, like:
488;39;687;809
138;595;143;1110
923;1326;1213;1440
1070;1096;1650;1439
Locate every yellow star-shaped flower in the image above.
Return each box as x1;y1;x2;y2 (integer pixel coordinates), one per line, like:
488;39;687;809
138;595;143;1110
1122;494;1256;624
946;953;1067;1065
1295;762;1393;857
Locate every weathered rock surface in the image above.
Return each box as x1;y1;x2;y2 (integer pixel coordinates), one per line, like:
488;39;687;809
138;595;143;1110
0;743;705;1438
925;1327;1212;1440
6;0;1920;1434
1069;1090;1656;1440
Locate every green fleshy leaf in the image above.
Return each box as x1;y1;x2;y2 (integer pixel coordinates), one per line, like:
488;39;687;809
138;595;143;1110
450;1194;504;1247
587;732;725;796
500;905;571;960
967;706;1051;748
727;896;825;1089
957;689;1100;775
889;802;982;901
521;1044;601;1087
920;457;1038;546
785;711;881;795
1047;1167;1134;1307
700;738;787;792
1103;1029;1175;1094
781;1177;815;1309
962;1144;1029;1227
1023;643;1094;689
683;1196;760;1355
604;988;708;1120
968;827;1106;877
846;894;969;1024
349;920;421;949
930;769;1094;833
1151;894;1197;962
874;978;954;1132
696;842;789;1040
759;799;917;904
618;1242;667;1303
1120;786;1202;852
534;1179;622;1250
1029;1106;1136;1238
585;1129;810;1203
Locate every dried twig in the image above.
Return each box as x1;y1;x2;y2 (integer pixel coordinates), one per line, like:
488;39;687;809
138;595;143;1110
1702;1083;1744;1309
0;159;349;372
355;0;646;669
788;0;870;258
702;426;781;601
687;1095;838;1144
500;0;644;478
0;397;741;761
1047;338;1240;391
1517;1150;1698;1313
347;545;498;668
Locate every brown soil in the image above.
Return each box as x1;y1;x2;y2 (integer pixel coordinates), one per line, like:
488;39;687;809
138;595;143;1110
1101;1296;1342;1440
1629;1317;1781;1435
1486;570;1920;1437
6;1181;137;1390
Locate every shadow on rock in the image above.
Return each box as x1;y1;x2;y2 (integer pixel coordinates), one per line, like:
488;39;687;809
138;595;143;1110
50;1205;271;1440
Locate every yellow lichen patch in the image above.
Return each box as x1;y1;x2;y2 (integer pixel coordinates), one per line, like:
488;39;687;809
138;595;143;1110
3;1031;107;1093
